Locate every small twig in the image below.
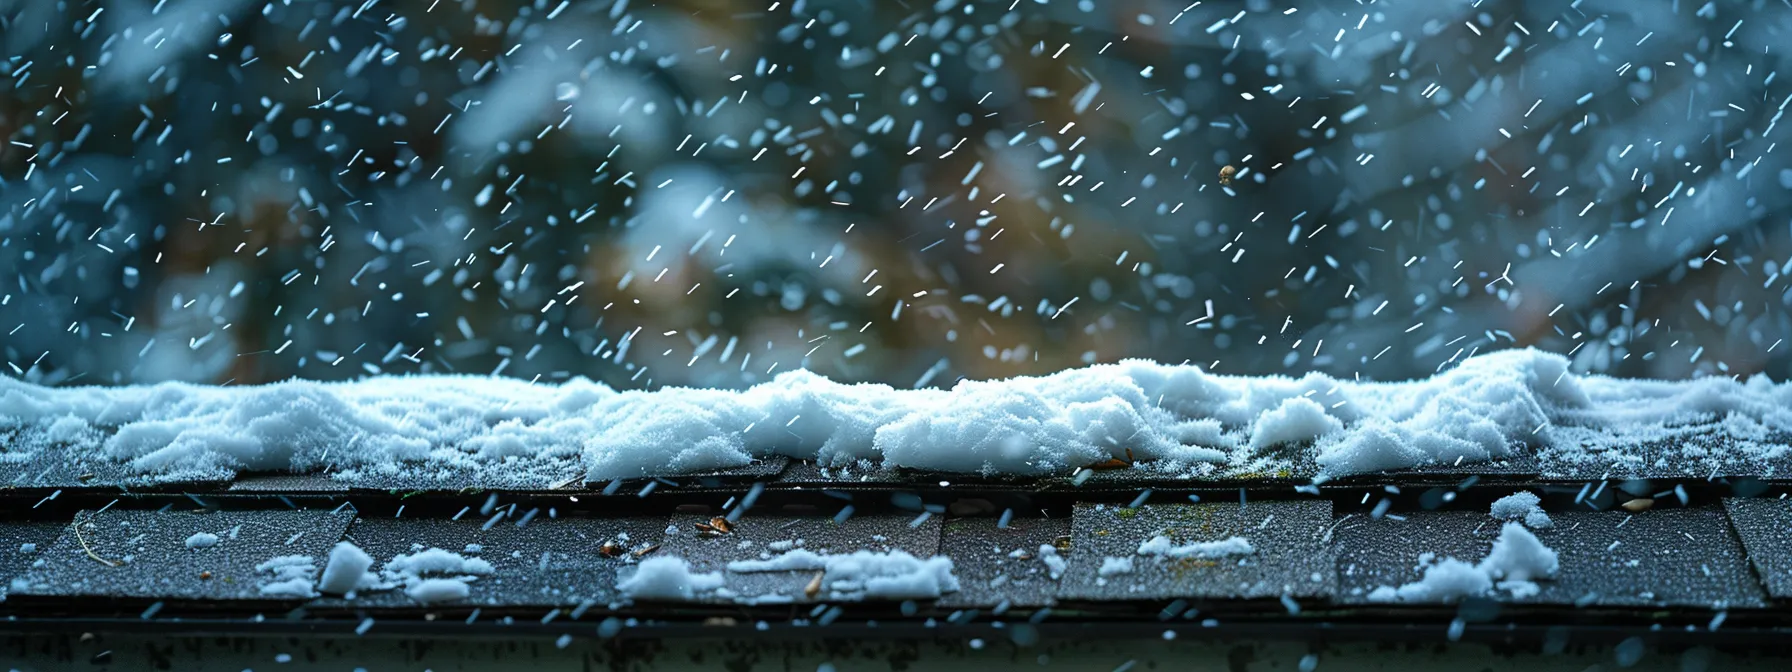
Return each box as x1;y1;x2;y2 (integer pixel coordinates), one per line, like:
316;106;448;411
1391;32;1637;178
72;514;120;568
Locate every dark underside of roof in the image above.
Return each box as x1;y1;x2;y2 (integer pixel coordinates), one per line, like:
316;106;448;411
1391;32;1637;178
3;456;1792;661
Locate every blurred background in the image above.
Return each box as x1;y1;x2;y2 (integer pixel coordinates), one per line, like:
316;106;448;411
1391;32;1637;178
3;0;1791;391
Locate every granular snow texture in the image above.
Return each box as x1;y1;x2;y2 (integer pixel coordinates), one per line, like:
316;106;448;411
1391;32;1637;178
1490;492;1554;529
4;348;1789;484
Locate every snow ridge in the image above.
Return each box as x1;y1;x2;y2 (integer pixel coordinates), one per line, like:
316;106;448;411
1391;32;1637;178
4;348;1788;484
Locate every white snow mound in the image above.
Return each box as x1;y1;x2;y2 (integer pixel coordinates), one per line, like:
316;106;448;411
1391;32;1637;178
618;556;726;601
317;541;377;595
1490;491;1553;529
1369;522;1559;603
372;547;496;603
254;555;318;598
5;348;1788;482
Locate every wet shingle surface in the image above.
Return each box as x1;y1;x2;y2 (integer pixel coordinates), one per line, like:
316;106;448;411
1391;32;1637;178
654;513;942;604
1722;497;1792;599
936;516;1070;609
310;515;671;609
0;522;67;595
1334;506;1766;608
12;508;354;602
1059;500;1336;602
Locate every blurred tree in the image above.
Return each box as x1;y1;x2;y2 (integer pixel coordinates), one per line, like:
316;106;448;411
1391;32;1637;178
3;0;1790;390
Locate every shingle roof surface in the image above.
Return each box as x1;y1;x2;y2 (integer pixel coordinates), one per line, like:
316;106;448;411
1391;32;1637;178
0;458;1783;631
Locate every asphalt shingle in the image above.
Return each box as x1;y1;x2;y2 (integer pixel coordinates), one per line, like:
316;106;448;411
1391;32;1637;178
775;460;910;485
936;515;1070;609
1334;506;1765;608
653;513;942;604
1536;430;1792;481
309;515;671;609
11;508;354;602
1722;497;1792;599
226;474;350;493
1058;500;1336;602
0;521;68;596
337;459;584;491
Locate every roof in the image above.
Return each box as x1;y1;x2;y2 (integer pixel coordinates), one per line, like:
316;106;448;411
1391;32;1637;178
0;460;1787;645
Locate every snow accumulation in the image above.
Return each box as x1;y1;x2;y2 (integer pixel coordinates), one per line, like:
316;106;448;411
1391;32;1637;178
728;549;960;601
615;550;960;603
405;578;472;604
317;542;377;595
4;348;1789;483
1136;535;1255;559
1367;523;1560;603
384;548;495;578
183;532;219;549
254;555;319;598
1036;545;1067;580
617;556;726;601
1490;491;1554;529
1098;556;1136;577
372;547;494;603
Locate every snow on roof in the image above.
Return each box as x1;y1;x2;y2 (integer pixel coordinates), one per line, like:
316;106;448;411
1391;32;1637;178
727;548;960;601
1367;522;1560;603
254;555;319;599
1135;535;1255;559
1490;492;1554;529
2;348;1788;485
617;556;725;601
317;542;376;596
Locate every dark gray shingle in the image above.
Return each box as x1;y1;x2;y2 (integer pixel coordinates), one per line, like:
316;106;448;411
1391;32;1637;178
0;521;68;596
310;515;671;609
1334;506;1765;608
12;508;354;601
1722;497;1792;599
936;515;1070;609
652;513;942;604
1059;500;1336;601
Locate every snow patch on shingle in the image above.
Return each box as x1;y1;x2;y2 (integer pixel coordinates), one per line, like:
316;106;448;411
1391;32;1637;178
617;556;725;601
1368;523;1559;603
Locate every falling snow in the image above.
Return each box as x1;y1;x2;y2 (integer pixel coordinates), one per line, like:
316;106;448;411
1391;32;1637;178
3;1;1791;656
0;0;1785;415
